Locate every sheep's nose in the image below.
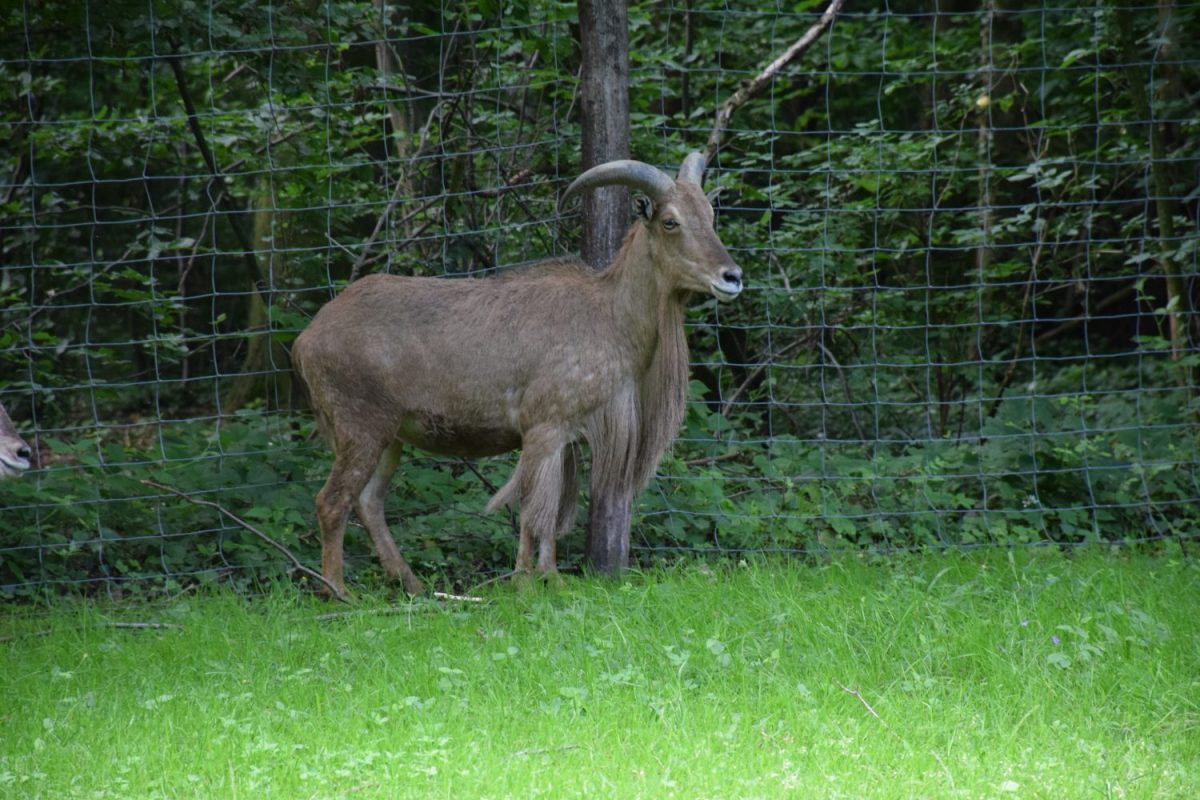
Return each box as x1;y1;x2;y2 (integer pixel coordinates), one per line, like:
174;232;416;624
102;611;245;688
17;445;31;460
721;267;742;289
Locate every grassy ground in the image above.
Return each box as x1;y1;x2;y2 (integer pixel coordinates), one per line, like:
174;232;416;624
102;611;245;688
2;550;1198;799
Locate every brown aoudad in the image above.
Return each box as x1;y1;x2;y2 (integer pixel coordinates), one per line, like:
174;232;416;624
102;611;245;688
292;153;743;598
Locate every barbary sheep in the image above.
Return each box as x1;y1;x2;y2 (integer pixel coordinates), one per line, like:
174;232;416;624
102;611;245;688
292;152;742;597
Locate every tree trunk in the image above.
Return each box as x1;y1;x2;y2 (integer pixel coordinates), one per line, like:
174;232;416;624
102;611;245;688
577;0;631;270
221;190;293;411
578;0;632;574
1116;4;1189;372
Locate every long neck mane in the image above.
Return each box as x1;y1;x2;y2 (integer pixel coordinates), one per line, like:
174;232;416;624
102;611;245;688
632;292;688;490
592;223;691;493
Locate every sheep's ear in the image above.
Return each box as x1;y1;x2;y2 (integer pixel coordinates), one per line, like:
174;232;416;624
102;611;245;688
634;195;654;220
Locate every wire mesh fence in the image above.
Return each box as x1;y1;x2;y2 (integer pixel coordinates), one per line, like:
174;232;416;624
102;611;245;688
1;0;1197;598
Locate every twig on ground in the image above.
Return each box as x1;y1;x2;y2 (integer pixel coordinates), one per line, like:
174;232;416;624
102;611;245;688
931;749;957;791
315;605;435;622
0;630;52;644
1;621;183;643
433;591;486;603
835;680;889;728
139;479;348;603
105;622;184;631
467;570;518;595
515;744;580;757
315;593;485;622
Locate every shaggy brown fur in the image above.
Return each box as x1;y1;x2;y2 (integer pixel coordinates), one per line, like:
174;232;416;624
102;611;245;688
292;154;742;597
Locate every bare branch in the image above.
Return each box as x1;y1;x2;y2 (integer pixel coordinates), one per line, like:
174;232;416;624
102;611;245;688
703;0;845;163
835;679;889;728
0;630;51;644
348;177;410;284
475;168;538;198
139;479;347;602
0;621;183;644
720;336;807;418
683;450;743;467
1033;282;1140;350
316;605;433;622
466;571;518;594
433;591;486;603
105;622;185;632
346;141;443;283
349;29;464;284
164;50;262;284
515;744;580;757
816;340;867;446
315;593;482;622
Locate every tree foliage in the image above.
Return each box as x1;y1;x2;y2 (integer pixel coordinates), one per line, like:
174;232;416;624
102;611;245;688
1;0;1197;596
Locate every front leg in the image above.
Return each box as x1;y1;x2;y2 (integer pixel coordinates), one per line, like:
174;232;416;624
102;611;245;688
585;487;632;574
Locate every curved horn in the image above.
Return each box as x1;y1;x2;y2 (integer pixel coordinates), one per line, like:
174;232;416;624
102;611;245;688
676;151;707;185
559;160;676;212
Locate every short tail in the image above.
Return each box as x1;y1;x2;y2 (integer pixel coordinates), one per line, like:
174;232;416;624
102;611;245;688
485;466;522;514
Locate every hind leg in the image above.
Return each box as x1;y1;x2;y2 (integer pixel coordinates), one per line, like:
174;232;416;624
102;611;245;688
534;442;579;575
553;442;580;539
315;443;385;599
354;441;424;595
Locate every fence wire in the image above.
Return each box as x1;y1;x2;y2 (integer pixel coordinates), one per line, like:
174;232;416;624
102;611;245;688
1;0;1197;598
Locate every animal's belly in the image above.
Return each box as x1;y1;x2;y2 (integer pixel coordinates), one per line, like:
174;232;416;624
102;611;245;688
397;413;521;458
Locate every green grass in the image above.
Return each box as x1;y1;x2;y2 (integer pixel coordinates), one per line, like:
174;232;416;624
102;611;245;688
2;550;1198;799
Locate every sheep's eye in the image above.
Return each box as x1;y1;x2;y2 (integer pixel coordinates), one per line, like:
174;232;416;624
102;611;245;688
662;218;679;231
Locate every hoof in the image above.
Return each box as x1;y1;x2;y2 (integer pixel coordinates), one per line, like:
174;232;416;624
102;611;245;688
512;570;536;592
539;570;566;590
318;581;350;602
512;569;563;591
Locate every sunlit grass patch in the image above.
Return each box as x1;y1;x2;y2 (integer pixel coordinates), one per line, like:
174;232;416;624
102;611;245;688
2;550;1198;798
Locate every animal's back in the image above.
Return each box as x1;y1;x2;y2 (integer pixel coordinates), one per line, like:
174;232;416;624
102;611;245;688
292;262;612;455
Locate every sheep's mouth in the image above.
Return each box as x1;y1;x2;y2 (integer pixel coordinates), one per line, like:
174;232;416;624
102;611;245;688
709;281;742;302
0;452;30;476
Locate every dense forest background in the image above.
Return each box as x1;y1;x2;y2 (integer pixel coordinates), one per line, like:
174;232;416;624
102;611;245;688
1;0;1197;597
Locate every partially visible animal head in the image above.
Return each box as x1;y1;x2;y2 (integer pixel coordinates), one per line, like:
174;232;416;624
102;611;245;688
560;152;743;301
0;401;32;480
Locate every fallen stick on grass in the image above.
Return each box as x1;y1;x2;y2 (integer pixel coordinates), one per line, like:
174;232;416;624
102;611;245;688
316;593;487;622
105;621;184;631
514;744;580;758
315;605;437;622
1;621;183;643
835;679;889;728
433;591;486;603
0;630;52;644
140;478;347;603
